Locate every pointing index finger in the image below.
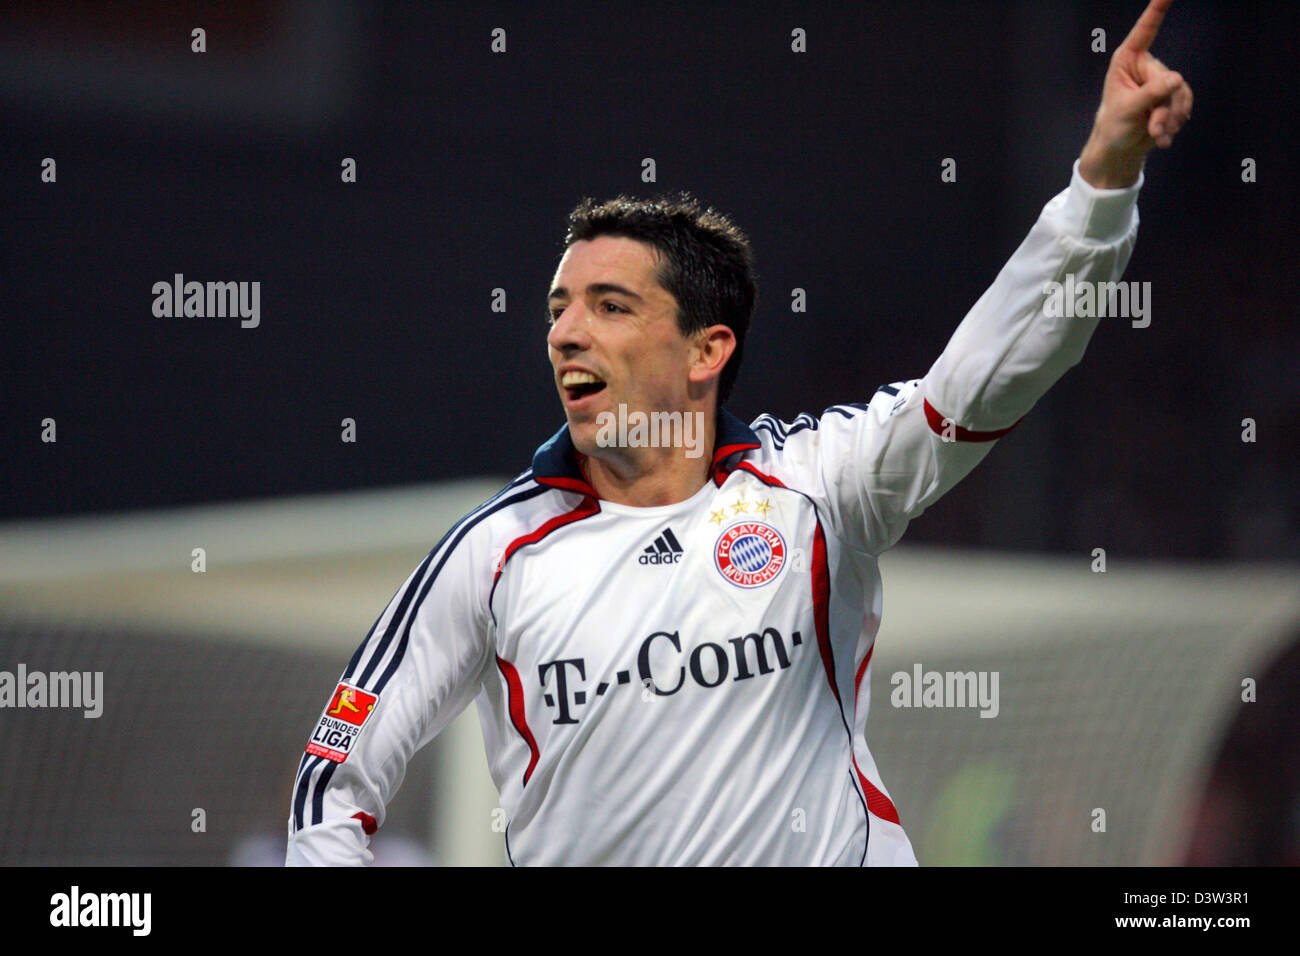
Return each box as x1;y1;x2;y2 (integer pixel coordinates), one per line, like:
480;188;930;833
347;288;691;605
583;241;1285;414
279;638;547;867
1120;0;1175;54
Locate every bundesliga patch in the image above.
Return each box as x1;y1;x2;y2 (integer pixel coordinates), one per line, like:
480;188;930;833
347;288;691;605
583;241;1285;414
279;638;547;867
306;684;379;763
714;521;786;588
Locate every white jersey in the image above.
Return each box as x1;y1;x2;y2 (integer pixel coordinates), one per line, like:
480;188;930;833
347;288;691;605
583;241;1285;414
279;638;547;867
286;161;1141;866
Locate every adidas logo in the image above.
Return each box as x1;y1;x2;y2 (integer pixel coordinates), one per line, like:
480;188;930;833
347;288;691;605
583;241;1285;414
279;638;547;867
639;527;684;565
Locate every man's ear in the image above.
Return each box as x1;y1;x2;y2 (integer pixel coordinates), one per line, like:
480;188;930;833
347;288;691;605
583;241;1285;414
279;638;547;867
688;324;736;388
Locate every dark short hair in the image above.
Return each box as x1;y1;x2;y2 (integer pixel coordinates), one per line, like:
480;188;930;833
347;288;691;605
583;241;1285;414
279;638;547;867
561;190;758;405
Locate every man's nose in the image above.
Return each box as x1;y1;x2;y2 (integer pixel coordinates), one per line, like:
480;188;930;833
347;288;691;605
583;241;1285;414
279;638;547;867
547;303;591;351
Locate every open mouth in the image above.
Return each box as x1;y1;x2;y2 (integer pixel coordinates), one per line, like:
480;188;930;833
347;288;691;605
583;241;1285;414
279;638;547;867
561;370;607;403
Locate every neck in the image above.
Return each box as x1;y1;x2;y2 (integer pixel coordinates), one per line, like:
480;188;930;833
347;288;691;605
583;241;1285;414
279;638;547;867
580;414;717;507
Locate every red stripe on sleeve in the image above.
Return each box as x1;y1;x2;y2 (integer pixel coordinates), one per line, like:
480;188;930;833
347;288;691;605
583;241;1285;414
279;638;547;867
923;398;1023;442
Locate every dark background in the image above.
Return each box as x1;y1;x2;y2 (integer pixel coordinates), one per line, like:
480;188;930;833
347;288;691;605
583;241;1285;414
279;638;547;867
3;0;1297;560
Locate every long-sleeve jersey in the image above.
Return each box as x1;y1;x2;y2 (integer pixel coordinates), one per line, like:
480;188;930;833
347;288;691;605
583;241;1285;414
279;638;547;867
286;160;1142;866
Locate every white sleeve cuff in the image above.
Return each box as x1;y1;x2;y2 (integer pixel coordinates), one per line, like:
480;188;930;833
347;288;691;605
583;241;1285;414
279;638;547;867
1056;158;1143;242
285;817;374;866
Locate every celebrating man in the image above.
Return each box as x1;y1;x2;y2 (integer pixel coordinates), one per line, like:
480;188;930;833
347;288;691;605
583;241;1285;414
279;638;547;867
287;0;1191;866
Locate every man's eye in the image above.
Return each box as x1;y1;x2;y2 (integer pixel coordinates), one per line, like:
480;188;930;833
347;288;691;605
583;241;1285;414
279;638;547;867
547;303;624;325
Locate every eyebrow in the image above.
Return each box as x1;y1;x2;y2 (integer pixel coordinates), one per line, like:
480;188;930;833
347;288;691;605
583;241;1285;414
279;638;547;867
547;282;645;302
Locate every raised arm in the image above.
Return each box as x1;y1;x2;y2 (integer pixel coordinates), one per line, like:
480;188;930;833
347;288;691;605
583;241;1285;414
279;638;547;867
807;1;1191;555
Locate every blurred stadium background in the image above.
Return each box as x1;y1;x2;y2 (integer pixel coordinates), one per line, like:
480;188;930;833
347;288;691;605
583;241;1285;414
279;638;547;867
2;1;1297;865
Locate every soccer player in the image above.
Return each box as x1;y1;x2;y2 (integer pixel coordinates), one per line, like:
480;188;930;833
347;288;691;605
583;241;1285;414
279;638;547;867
287;0;1191;865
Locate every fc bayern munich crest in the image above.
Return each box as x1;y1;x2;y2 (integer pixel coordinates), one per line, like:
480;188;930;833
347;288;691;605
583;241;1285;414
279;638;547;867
714;521;787;588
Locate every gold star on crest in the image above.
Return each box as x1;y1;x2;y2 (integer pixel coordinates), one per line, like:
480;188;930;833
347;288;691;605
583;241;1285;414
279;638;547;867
731;498;750;515
709;509;727;526
753;498;773;517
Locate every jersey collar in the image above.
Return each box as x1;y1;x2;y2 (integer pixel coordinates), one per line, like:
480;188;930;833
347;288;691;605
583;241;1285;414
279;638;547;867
531;407;761;497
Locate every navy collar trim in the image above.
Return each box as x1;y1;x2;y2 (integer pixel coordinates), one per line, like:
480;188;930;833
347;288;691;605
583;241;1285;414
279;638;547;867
531;408;761;496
